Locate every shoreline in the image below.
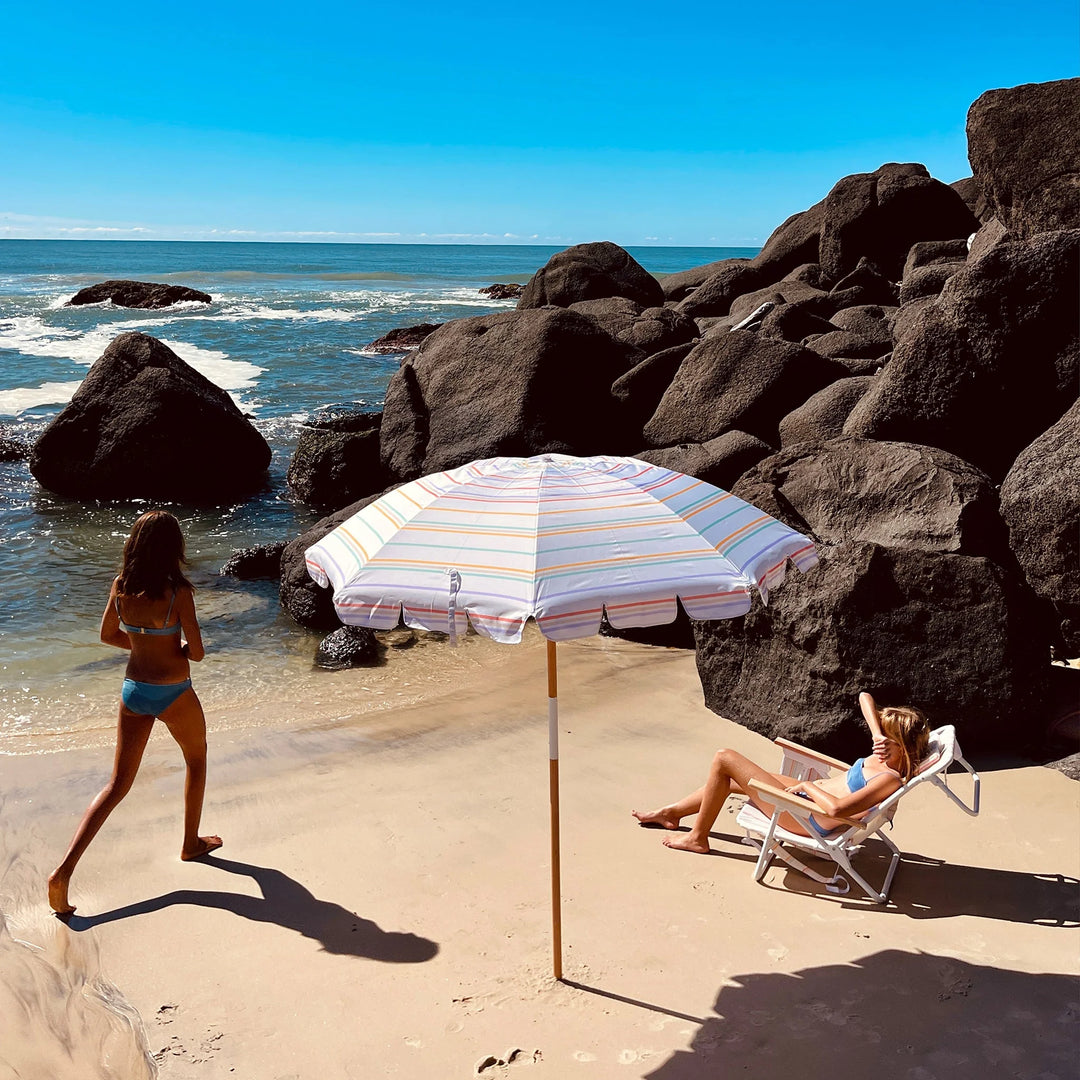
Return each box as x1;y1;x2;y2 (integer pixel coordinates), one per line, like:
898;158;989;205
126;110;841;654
2;637;1077;1078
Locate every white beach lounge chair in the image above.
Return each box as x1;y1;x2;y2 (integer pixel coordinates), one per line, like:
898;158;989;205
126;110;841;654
736;725;980;903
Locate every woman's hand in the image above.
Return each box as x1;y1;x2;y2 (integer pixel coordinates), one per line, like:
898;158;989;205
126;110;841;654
872;734;890;762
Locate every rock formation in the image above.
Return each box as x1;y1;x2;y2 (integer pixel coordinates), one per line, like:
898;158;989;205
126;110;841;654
66;280;212;308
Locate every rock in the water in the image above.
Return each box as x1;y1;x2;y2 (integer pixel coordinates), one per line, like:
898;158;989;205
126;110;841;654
379;307;641;480
518;242;664;309
0;427;28;461
220;543;287;580
844;229;1079;481
634;430;773;490
280;487;401;631
478;283;524;300
778;378;876;447
365;324;441;353
314;625;382;669
966;78;1080;239
643;331;846;447
819;163;978;283
29;332;271;501
287;409;384;510
1000;400;1080;656
66;280;212;309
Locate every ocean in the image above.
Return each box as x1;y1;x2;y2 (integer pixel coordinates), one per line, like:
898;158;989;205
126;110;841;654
0;240;754;752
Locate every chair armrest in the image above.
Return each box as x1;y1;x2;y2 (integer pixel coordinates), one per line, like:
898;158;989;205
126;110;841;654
747;779;865;829
774;737;851;774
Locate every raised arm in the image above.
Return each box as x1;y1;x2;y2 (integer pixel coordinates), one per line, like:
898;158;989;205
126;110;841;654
99;578;131;651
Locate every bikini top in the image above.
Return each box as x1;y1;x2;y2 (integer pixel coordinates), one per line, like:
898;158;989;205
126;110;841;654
116;590;181;636
846;757;901;793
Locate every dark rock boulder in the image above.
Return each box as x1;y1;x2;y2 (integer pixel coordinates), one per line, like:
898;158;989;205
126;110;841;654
29;332;271;501
753;200;827;279
517;242;663;309
314;625;382;669
898;262;965;305
732;437;1007;559
819;163;979;283
802;330;889;361
844;229;1080;481
758;303;837;345
693;540;1047;757
673;261;768;319
903;239;970;277
950;176;988;220
380;307;641;480
643;331;846;447
0;427;28;461
610;342;697;433
366;324;441;354
967;217;1009;262
634;430;773;490
727;280;832;324
828;258;900;307
66;280;212;309
1000;400;1080;656
778;377;876;447
287;408;385;510
280;488;399;631
567;300;696;356
829;305;897;342
661;258;752;303
220;542;287;580
479;283;524;300
966;78;1080;239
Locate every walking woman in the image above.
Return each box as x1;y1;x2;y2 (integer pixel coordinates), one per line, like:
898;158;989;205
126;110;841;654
49;510;221;914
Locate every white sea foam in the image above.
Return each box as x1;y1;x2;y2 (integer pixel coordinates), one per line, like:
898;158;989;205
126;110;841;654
0;381;85;415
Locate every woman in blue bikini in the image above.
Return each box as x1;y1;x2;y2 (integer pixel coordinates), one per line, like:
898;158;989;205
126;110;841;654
49;510;221;914
633;692;929;854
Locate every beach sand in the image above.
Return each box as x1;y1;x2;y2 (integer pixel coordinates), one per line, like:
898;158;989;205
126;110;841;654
1;632;1077;1079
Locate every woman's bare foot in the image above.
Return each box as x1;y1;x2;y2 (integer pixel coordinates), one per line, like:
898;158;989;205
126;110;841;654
632;808;682;829
48;869;76;914
181;835;223;861
662;834;712;854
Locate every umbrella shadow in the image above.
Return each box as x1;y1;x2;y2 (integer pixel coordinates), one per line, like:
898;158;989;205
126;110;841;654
642;949;1079;1079
65;855;438;963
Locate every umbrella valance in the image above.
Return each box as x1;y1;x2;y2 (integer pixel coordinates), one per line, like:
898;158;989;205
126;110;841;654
305;454;817;644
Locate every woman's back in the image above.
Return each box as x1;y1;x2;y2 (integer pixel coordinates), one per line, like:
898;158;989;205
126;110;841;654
109;581;197;683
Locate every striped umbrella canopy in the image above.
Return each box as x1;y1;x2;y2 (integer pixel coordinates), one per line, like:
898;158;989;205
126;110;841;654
305;453;817;977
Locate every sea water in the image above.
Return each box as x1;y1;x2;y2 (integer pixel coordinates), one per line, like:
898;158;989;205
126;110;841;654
0;240;753;750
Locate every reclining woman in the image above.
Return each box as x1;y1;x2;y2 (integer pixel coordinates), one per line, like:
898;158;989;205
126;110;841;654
49;510;221;914
633;692;929;854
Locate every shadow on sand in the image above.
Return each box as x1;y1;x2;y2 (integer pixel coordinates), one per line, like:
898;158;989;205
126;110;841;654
640;949;1079;1079
64;856;438;963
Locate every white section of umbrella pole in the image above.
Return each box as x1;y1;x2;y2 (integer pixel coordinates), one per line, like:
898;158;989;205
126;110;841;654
547;638;563;980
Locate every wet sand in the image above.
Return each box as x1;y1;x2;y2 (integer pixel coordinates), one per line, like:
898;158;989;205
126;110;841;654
1;633;1077;1078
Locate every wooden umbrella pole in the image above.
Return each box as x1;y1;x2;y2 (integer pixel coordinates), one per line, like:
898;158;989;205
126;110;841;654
546;637;563;980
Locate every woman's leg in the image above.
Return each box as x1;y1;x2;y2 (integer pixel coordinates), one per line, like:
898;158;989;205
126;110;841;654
48;707;155;913
159;688;222;860
658;748;788;854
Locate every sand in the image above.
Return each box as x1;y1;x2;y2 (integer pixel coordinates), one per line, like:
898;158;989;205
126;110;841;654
1;632;1078;1079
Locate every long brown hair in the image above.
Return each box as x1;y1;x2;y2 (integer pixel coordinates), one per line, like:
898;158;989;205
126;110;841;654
879;705;931;781
116;510;192;598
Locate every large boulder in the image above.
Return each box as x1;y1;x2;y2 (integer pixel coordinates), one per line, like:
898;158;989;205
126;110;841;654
693;541;1047;757
633;430;773;490
778;377;876;447
661;258;753;304
286;409;385;510
610;342;697;433
517;242;663;309
569;297;698;355
844;229;1080;481
1000;400;1080;656
29;332;271;501
966;78;1080;239
65;280;212;309
643;331;846;447
819;163;979;283
379;307;641;480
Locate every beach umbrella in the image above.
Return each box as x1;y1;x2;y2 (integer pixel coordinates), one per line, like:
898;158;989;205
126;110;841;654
304;453;817;978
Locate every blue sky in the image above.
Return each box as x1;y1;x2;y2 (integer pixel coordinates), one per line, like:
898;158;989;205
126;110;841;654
1;1;1075;246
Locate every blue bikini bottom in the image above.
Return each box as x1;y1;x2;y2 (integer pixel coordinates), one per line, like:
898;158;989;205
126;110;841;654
794;791;839;837
122;678;192;716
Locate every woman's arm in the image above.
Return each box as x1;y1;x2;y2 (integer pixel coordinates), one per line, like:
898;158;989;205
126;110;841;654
177;586;205;662
786;772;900;819
860;691;892;761
99;579;131;650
